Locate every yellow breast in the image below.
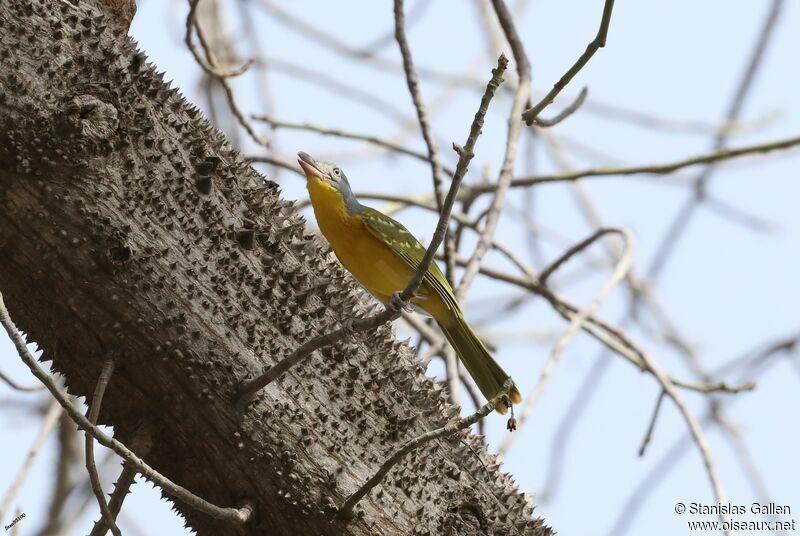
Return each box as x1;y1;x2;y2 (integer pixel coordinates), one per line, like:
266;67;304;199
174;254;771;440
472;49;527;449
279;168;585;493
307;177;421;305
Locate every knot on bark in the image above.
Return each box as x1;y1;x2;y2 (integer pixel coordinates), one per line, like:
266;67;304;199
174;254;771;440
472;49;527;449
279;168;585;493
59;95;119;149
103;0;138;29
439;498;488;535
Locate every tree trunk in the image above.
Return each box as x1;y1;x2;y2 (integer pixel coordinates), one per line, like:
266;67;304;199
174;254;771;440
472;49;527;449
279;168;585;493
0;1;551;534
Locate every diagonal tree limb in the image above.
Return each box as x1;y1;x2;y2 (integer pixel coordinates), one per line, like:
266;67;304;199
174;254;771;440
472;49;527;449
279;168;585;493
456;0;531;300
0;400;62;522
0;293;254;526
522;0;615;125
338;382;513;518
85;356;122;536
497;228;633;459
465;134;800;193
89;425;153;536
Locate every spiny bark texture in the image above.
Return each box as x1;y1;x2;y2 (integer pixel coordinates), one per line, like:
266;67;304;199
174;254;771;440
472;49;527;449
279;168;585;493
0;1;551;534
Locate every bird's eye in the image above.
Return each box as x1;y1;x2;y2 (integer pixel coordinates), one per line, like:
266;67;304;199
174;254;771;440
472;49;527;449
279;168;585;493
332;168;341;178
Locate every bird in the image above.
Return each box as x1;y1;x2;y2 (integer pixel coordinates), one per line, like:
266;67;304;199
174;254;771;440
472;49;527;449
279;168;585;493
297;151;521;414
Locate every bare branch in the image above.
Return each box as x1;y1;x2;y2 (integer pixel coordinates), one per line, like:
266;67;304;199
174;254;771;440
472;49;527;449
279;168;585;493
531;86;589;128
466;134;800;194
638;390;666;457
85;357;122;536
185;0;268;147
498;228;633;459
393;0;458;285
635;338;730;528
393;0;446;210
538;227;622;284
337;382;512;518
251;114;456;176
347;191;754;397
456;0;531;300
0;293;254;526
0;400;62;521
646;0;785;280
451;256;754;396
0;368;44;392
89;426;153;536
522;0;615;125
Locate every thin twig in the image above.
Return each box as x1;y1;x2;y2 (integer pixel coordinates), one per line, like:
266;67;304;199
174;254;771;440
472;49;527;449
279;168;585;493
185;0;251;78
90;425;153;536
251;114;455;176
246;154;302;176
465;134;800;194
393;0;457;286
0;369;44;392
456;0;531;300
348;191;753;396
521;0;615;125
607;343;790;536
40;408;82;535
237;55;510;405
638;390;666;457
645;0;784;281
185;0;268;147
0;400;62;521
451;255;754;396
538;228;621;284
0;292;254;525
252;1;773;139
337;382;511;518
393;0;446;210
85;357;122;536
540;127;759;518
533;86;589;127
637;340;729;528
263;57;410;123
497;228;633;459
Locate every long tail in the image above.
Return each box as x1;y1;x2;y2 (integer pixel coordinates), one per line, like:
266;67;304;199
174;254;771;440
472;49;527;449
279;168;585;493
437;312;521;414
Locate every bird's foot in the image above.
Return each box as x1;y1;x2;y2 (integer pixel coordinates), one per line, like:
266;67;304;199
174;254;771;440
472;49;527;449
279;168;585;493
389;292;413;313
506;400;517;432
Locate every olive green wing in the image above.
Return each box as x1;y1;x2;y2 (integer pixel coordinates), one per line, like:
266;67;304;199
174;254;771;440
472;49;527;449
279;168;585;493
360;207;458;312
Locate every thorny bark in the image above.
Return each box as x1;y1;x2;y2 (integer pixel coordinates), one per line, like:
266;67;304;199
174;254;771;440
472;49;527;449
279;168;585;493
0;1;551;535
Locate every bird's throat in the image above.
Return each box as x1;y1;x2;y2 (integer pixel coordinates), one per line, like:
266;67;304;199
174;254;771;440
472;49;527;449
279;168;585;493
307;177;363;249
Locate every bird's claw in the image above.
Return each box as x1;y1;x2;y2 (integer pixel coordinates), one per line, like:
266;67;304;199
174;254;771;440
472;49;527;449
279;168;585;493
505;397;517;431
390;292;413;313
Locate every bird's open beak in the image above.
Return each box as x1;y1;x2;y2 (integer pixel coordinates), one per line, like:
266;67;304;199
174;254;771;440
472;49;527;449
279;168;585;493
297;151;325;179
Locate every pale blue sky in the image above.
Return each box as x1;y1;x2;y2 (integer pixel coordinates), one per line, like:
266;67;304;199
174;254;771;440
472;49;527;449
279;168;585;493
2;1;799;535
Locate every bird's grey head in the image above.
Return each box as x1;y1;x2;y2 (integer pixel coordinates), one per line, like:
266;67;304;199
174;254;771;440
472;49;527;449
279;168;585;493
297;151;363;214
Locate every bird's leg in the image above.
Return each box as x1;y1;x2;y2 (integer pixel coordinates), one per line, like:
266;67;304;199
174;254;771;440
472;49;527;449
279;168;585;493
505;396;517;432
